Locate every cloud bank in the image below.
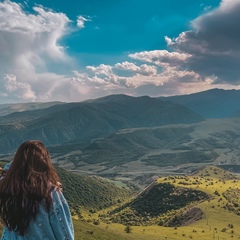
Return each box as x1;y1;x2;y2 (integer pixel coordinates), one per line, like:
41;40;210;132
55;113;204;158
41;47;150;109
0;0;240;103
0;0;78;102
165;0;240;84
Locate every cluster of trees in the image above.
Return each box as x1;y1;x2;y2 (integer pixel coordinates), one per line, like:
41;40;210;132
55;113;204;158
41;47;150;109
105;182;209;226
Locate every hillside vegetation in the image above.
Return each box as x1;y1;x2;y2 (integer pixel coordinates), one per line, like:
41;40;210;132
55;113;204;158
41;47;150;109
0;161;132;218
57;166;240;240
56;167;132;217
89;166;240;239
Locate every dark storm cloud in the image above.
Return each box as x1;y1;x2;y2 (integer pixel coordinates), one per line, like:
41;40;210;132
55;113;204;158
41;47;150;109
167;0;240;84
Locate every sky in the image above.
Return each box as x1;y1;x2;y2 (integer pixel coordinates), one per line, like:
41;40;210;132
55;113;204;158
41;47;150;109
0;0;240;103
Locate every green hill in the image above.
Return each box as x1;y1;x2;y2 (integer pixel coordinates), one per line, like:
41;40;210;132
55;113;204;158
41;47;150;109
95;166;240;239
56;167;132;217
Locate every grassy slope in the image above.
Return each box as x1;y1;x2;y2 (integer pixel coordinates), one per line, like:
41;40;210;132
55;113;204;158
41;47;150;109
73;220;136;240
56;167;132;217
154;166;240;239
97;166;240;240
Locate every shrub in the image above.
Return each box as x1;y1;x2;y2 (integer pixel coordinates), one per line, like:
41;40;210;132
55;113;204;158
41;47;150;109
93;220;100;225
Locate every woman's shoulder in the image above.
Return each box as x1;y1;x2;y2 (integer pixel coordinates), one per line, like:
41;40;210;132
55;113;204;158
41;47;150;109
51;186;68;206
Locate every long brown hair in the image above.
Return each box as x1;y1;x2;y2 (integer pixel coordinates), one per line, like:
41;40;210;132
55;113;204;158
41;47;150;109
0;140;60;236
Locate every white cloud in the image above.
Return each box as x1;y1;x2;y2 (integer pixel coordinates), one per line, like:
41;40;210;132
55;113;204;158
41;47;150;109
3;74;36;101
78;65;133;88
129;50;191;68
77;15;91;28
0;2;70;60
86;64;113;76
0;0;74;102
114;61;157;76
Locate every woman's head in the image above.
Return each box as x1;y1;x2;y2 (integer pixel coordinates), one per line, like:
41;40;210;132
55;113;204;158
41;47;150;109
0;140;60;235
4;140;60;193
10;140;54;181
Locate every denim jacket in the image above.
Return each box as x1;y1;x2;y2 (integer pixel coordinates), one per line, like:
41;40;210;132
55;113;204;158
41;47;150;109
1;163;74;240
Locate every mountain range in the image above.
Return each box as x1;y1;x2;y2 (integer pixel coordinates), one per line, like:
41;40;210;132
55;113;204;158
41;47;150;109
0;94;203;153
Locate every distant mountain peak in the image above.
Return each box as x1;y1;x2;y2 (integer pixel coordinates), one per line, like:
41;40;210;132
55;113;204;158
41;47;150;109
159;88;240;118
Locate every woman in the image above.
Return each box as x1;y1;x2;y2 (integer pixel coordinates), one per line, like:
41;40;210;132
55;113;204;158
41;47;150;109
0;140;74;239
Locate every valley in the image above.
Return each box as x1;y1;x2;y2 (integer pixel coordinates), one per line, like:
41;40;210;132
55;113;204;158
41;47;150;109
48;118;240;189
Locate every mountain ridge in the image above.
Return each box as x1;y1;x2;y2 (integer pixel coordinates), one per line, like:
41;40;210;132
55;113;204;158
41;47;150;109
0;95;203;153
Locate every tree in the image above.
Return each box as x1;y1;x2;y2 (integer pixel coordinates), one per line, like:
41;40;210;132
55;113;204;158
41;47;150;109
124;225;132;234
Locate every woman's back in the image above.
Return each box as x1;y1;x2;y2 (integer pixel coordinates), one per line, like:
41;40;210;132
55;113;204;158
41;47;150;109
0;140;74;240
1;190;74;240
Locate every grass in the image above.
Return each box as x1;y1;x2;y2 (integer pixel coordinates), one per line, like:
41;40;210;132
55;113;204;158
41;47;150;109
154;166;240;239
86;219;240;240
73;220;135;240
94;166;240;239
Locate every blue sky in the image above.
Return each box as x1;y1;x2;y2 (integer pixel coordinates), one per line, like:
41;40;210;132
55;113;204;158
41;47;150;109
19;0;220;66
0;0;239;103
